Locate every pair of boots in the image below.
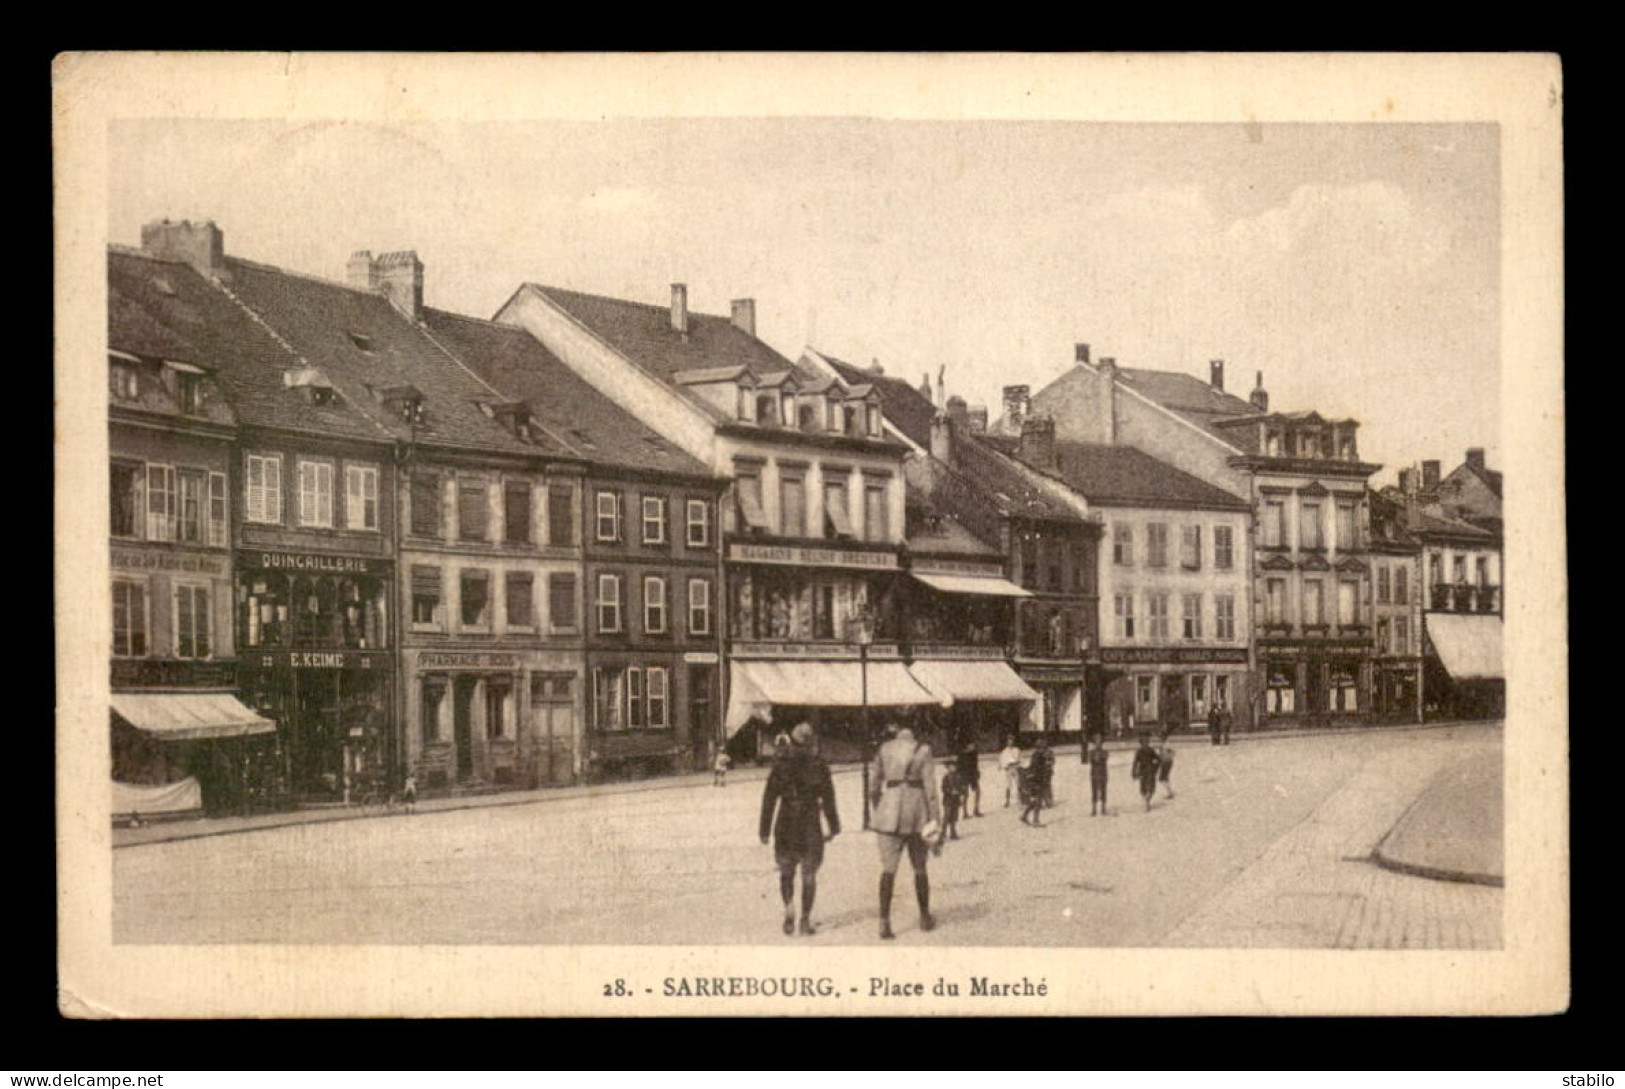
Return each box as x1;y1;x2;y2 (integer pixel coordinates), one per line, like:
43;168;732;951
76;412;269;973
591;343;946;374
780;872;817;936
878;872;933;940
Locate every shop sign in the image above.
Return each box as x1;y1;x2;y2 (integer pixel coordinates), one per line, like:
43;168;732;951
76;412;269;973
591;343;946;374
111;547;225;575
248;650;389;670
1101;646;1249;665
911;559;1004;579
418;651;523;669
682;651;721;665
729;542;899;570
1017;666;1086;683
730;641;901;660
241;550;389;575
111;658;237;688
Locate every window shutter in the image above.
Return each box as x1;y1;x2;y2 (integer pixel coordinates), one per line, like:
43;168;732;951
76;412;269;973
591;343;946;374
298;462;314;525
264;456;281;524
246;457;264;523
346;466;363;529
319;464;333;526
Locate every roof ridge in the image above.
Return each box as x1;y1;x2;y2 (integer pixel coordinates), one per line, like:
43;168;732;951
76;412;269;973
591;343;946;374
528;281;740;325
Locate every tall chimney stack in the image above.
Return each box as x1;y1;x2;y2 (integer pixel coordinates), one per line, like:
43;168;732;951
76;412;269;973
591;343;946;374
1210;359;1225;391
730;298;756;336
966;403;989;434
1002;385;1031;435
1466;447;1486;472
1075;343;1091;365
347;250;378;291
1422;460;1441;491
1020;416;1057;472
931;412;953;464
141;219;226;280
919;372;933;404
670;284;689;335
1097;357;1118;444
375;250;424;321
1250;370;1270;413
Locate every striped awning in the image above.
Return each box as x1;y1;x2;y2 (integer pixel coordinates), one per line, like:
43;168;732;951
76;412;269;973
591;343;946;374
111;693;276;741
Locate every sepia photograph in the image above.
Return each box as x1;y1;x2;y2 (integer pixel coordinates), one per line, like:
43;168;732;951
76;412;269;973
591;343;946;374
54;52;1567;1017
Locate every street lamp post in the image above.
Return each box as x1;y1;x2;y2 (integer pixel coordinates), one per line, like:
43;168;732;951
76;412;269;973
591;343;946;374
854;607;875;830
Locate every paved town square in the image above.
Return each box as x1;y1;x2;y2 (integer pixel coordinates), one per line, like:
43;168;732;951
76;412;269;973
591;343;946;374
114;723;1501;948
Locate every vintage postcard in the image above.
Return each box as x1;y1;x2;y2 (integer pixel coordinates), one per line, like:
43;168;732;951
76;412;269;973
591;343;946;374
54;52;1567;1017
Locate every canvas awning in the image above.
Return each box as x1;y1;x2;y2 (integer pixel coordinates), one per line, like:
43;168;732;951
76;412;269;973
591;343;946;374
725;659;945;735
112;776;203;815
111;693;276;741
911;572;1033;598
907;659;1040;706
1426;613;1505;681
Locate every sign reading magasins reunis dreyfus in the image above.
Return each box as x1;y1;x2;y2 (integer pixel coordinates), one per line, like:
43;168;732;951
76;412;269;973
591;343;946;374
242;550;389;574
728;542;899;569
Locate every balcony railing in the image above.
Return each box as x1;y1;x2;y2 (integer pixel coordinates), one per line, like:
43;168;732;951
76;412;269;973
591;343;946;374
1432;583;1500;613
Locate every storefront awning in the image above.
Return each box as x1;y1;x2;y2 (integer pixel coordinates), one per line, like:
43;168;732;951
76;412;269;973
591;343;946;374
726;659;945;735
907;659;1040;706
1426;613;1504;681
111;693;276;741
912;572;1033;598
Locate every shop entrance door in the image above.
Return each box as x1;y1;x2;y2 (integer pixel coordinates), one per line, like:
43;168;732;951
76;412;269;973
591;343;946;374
453;676;477;780
688;665;715;771
530;673;576;786
1160;674;1185;732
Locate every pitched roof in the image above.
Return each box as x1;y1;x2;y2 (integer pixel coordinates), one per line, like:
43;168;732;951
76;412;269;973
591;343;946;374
818;352;937;448
1049;440;1252;510
904;495;1004;559
1413;508;1497;542
420;307;711;479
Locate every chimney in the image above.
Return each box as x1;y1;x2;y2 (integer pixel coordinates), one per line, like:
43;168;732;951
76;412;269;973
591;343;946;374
1074;343;1091;365
1398;467;1415;494
1466;447;1486;472
375;250;424;321
347;250;378;291
730;298;756;337
1210;359;1225;391
1422;460;1441;491
141;219;226;279
920;372;933;403
1097;358;1118;444
1002;384;1031;434
870;357;884;375
1250;370;1270;413
1020;416;1057;472
946;395;968;428
670;283;689;335
966;403;989;434
931;413;953;464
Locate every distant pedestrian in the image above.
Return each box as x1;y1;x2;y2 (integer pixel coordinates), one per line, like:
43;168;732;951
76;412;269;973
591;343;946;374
1221;702;1233;745
759;723;840;937
939;760;964;842
1017;761;1045;827
1208;703;1223;746
998;737;1022;807
1088;737;1109;816
1132;734;1161;811
713;749;732;787
868;723;941;939
956;743;982;818
1034;737;1056;808
401;771;417;814
1157;738;1176;799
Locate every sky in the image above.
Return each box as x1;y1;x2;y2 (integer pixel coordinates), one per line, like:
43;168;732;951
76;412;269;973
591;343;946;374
109;119;1500;480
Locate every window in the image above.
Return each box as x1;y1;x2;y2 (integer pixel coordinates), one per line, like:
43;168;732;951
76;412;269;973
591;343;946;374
548;573;578;632
1266;664;1296;713
411;565;442;627
1377;566;1391;603
208;472;228;546
296;460;334;528
1046;540;1062;590
1215;674;1232;712
345;464;380;531
410;473;441;537
1180;525;1202;570
1190;675;1210;720
111;461;142;538
811;582;835;640
486;682;509;739
177;469;206;543
686;499;710;547
867;404;882;437
798;402;820;431
842;405;860;436
756;394;779;425
1395;565;1409;604
1331;665;1359;712
1336;501;1357;550
1266;578;1287;625
1114;591;1136;639
864;478;889;542
1266;432;1283;457
1338;580;1360;626
506;572;534;629
1214;525;1234;569
779;474;806;537
110;360;140;400
111;578;148;657
1112;523;1133;566
1452;555;1467;583
627;667;645;727
1476;556;1490;587
1215;594;1236;640
641;495;667;544
596;573;623;633
504;481;532;544
1395;617;1410;655
1146;523;1168;567
458;481;489;541
1020;535;1038;589
1377;618;1391;654
591;491;620;542
824;480;853;538
460;570;491;628
1181;593;1203;640
1263;500;1286;547
177;371;203;414
547;486;573;547
736;469;768;532
1072;542;1089;592
688;577;712;635
174;584;211;659
1147;593;1170;641
1136;676;1156;719
643;575;668;634
1303;580;1325;626
146;464;176;541
594;667;625;730
1299;501;1324;550
647;667;670;727
420;682;444;744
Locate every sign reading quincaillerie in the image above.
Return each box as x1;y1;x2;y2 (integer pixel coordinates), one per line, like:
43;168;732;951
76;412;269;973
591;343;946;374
241;550;390;574
729;543;899;569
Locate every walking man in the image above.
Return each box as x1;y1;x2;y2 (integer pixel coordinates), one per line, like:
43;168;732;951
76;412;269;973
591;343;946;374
956;742;983;819
759;722;840;937
1157;736;1176;800
940;759;964;841
1088;736;1109;816
868;723;942;939
1132;734;1161;811
1208;701;1223;746
1034;736;1056;808
998;736;1022;807
1221;701;1234;745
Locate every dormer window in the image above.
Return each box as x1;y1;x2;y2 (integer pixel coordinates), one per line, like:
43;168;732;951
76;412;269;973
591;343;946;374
177;371;203;414
375;384;424;424
1266;431;1282;457
311;386;337;407
780;392;795;426
485;401;531;441
798;401;820;432
109;358;140;401
756;394;779;426
347;331;375;352
843;405;860;436
1339;436;1355;461
867;404;882;437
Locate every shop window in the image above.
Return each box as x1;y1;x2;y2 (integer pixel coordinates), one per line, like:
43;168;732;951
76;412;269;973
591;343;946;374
174;584;211;659
1114;591;1135;639
146;464;176;541
1136;676;1156;720
644;575;668;634
411;565;442;628
689;666;713;738
596;573;623;633
1299;502;1324;550
1181;593;1203;640
460;570;491;629
208;472;228;547
688;577;713;636
1214;525;1234;569
779;474;806;537
1214;674;1232;712
1215;594;1236;640
346;464;380;531
112;578;148;657
178;469;206;543
1302;581;1326;626
242;575;287;648
1189;675;1210;720
810;582;836;640
824;480;853;539
411;473;442;537
686;498;710;547
506;572;534;629
1331;666;1359;712
627;667;645;727
1146;593;1169;641
111;460;142;539
1113;522;1134;566
1266;665;1296;713
547;486;574;547
1146;523;1168;567
863;478;889;543
1338;580;1360;626
420;681;445;744
504;481;532;545
648;667;670;727
297;459;335;528
459;481;490;541
641;495;667;545
1263;500;1286;548
1180;525;1202;570
549;572;579;632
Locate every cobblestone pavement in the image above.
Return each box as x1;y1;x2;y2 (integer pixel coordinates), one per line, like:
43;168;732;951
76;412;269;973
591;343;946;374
113;723;1502;947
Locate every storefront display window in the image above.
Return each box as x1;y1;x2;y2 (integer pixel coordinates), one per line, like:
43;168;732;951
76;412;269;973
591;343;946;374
1266;663;1296;713
240;573;388;649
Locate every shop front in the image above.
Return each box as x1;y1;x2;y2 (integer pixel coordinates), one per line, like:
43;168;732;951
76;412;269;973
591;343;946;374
1422;612;1504;720
110;688;277;819
1256;638;1374;728
907;648;1037;751
1374;658;1424;721
406;649;580;788
1011;662;1086;741
1099;646;1252;736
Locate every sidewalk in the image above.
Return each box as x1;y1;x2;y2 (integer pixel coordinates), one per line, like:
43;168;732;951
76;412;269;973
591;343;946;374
1373;745;1504;886
112;717;1500;850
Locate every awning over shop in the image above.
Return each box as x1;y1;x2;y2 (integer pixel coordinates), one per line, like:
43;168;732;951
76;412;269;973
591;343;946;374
726;659;945;735
907;659;1040;706
1426;613;1505;681
911;572;1033;598
111;693;276;741
112;776;203;815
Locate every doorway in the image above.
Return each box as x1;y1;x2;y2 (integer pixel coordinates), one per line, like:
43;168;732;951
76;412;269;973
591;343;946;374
688;665;715;771
453;676;477;779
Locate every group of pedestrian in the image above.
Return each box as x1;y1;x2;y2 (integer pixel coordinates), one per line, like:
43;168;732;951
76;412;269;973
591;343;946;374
1208;701;1234;746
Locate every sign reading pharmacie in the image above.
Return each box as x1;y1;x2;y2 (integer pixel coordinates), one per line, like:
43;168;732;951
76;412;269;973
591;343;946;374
728;542;899;570
416;651;525;669
1100;646;1251;665
240;549;391;575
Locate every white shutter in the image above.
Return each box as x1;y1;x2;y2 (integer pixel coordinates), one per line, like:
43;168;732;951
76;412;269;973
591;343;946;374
345;466;363;529
246;456;264;523
209;472;228;546
364;467;377;528
266;455;282;524
299;461;315;526
318;464;333;527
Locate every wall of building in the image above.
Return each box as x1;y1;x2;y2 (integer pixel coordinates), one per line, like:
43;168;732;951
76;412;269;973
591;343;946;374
718;431;906;546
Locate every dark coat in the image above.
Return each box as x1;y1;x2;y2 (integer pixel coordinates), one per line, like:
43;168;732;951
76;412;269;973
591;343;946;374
759;750;840;853
1132;745;1161;783
1088;747;1110;782
955;748;981;783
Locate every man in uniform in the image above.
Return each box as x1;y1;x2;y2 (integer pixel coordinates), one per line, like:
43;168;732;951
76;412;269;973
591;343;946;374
759;723;840;936
868;723;942;939
955;741;983;819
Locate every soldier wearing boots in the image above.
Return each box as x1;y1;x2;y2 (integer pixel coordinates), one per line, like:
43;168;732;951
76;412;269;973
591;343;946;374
867;724;942;940
759;723;840;936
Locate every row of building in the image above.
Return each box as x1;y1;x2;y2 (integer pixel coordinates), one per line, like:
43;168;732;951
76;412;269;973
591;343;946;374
107;219;1504;817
